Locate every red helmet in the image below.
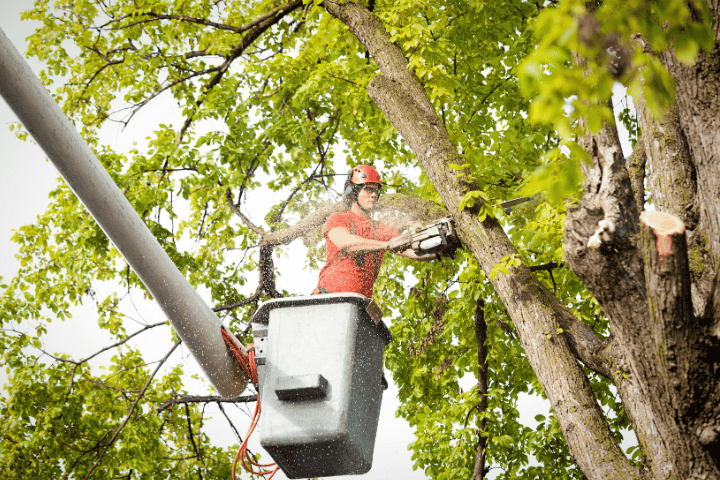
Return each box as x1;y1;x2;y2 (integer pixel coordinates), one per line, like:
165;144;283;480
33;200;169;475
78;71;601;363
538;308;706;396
348;165;382;186
343;165;382;200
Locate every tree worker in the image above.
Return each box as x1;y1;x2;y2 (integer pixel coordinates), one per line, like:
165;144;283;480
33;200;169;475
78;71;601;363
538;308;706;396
313;165;437;297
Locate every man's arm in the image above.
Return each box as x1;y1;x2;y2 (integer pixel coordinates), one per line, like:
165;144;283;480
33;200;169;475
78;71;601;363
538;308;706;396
327;227;440;261
326;227;388;254
396;249;438;262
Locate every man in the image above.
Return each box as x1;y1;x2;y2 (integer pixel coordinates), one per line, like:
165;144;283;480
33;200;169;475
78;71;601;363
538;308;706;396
313;165;436;297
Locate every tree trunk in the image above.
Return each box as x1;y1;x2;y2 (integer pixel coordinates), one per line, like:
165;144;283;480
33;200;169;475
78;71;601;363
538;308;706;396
472;301;488;480
324;2;639;479
562;14;720;478
635;97;713;315
323;1;720;478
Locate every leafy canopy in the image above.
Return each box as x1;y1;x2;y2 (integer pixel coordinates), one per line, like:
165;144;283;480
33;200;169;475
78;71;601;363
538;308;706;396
2;0;711;478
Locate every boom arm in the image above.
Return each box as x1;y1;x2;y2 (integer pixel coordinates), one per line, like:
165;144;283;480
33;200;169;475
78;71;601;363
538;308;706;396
0;27;248;398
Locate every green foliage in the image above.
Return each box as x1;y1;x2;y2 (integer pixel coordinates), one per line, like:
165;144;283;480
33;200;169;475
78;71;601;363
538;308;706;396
517;0;713;203
0;334;234;478
3;0;707;477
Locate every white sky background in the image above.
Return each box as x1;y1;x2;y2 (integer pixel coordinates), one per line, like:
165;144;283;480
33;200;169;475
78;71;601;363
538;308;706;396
0;2;637;479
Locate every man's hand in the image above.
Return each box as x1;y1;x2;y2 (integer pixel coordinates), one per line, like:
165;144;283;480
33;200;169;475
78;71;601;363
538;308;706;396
386;232;412;253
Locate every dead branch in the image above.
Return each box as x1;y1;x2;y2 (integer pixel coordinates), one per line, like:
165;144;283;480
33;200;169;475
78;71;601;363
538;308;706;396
260;193;448;248
157;393;258;412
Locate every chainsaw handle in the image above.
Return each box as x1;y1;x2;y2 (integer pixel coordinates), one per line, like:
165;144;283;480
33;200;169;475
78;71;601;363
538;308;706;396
386;232;412;253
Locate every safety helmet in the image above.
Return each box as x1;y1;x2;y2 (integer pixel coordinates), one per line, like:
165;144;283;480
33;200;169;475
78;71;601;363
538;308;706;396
343;165;382;202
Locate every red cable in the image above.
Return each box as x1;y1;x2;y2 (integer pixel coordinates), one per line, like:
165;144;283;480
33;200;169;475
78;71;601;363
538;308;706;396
221;329;280;480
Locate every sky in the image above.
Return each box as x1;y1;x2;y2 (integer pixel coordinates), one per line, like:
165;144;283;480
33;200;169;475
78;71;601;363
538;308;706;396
0;2;641;479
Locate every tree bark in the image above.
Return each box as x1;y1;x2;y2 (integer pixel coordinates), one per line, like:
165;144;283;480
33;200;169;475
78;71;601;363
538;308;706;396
563;108;720;477
561;24;720;477
472;301;488;480
323;2;639;479
657;43;720;270
635;98;713;315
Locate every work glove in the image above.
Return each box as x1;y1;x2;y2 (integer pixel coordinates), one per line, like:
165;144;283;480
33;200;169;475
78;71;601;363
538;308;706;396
386;232;412;253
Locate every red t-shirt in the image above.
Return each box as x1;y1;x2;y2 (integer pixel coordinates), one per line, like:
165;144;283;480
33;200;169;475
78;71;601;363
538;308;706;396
316;211;399;297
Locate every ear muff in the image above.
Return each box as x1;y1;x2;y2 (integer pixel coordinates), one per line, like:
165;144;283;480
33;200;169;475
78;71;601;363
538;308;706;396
343;171;354;198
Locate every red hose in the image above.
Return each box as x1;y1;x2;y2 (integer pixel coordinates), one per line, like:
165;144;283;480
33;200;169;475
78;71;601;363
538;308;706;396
221;328;279;480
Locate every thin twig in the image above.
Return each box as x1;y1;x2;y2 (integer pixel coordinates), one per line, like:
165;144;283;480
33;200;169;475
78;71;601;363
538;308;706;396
83;341;181;480
122;67;220;127
225;189;265;235
184;404;204;478
81;377;141;395
83;321;166;364
38;321;166;366
212;293;262;312
217;402;243;443
272;161;324;228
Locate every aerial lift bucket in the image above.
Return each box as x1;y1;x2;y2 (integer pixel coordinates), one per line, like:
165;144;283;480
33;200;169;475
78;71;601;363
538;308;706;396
250;293;392;478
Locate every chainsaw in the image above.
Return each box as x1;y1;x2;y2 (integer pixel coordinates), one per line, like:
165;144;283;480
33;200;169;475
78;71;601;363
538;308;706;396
387;217;460;259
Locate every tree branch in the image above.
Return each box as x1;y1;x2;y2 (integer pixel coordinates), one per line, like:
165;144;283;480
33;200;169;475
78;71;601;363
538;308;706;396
217;402;244;443
259;245;282;298
551;297;614;379
258;193;448;248
528;261;560;272
176;0;304;142
225;188;265;236
84;341;181;480
157;393;258;413
122;66;221;126
626;134;646;218
636;98;712;315
37;321;166;366
472;301;488;480
640;212;705;416
80;321;166;364
212;292;261;312
271;161;325;229
143;12;247;34
184;404;204;475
